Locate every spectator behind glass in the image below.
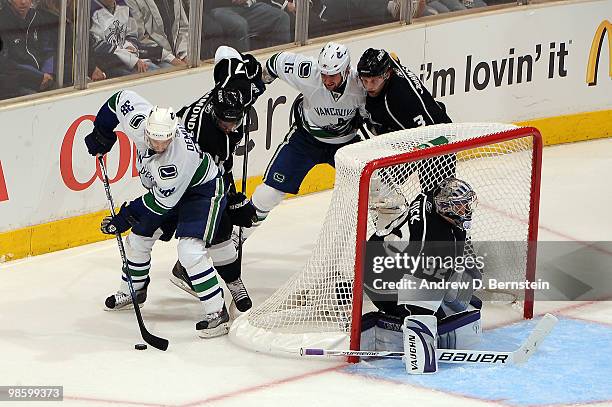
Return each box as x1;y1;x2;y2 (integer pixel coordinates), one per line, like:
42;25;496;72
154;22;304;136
180;0;227;62
313;0;397;36
260;0;327;41
90;0;161;78
206;0;290;52
0;0;60;99
38;0;111;82
124;0;188;67
420;0;487;16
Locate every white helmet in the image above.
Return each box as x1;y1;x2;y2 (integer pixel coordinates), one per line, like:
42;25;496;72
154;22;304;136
318;42;350;81
145;106;178;149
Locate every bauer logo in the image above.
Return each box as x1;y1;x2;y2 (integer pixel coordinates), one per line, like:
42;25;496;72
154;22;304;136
586;20;612;86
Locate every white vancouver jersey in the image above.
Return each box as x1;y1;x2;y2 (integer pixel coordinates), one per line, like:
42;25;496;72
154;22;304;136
107;90;218;214
267;51;368;144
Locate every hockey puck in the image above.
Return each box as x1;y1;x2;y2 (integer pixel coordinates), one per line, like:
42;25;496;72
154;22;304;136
135;343;147;350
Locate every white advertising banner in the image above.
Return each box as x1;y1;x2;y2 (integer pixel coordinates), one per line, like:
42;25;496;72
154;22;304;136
0;0;609;232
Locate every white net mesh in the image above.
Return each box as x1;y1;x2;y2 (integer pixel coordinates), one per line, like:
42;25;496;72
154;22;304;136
230;123;538;355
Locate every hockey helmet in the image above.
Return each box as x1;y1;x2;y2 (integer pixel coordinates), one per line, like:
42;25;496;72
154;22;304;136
212;87;245;124
433;177;478;230
318;42;351;81
145;106;178;152
357;48;392;78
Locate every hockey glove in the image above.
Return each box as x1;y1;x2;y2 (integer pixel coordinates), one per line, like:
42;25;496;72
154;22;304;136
243;53;262;81
227;192;256;227
100;203;139;235
85;126;117;156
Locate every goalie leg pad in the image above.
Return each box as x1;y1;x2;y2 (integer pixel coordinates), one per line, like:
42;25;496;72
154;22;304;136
402;315;438;374
361;312;405;352
122;232;158;291
251;183;285;222
177;238;224;314
437;308;482;349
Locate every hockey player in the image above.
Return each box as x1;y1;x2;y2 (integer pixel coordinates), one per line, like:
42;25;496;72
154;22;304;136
357;48;455;194
84;90;230;338
357;48;451;134
169;46;266;312
247;41;368;232
362;177;482;373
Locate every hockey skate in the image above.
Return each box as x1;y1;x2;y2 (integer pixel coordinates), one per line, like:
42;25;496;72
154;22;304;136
104;277;150;311
226;277;252;312
169;261;197;298
196;305;230;338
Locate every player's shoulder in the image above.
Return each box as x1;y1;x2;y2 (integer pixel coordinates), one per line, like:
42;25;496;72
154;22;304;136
113;90;152;117
269;52;319;82
392;65;425;94
346;70;367;98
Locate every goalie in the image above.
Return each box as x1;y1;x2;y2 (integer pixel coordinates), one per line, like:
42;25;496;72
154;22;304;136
362;177;483;374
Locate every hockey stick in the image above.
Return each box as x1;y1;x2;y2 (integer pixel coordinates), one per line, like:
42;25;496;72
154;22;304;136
301;313;557;366
98;156;169;351
237;108;251;263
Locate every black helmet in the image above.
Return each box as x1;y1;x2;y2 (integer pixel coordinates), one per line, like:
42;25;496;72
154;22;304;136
357;48;392;77
212;88;245;122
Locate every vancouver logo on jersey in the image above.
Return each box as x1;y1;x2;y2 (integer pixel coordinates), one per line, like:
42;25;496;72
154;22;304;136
159;165;178;180
130;114;146;129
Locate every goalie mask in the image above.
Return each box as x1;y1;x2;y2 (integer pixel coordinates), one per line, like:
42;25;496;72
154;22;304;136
318;42;351;84
211;87;245;133
433;178;478;230
145;106;178;153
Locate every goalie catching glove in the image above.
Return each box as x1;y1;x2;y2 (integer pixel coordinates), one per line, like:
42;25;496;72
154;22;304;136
100;202;139;235
227;191;257;227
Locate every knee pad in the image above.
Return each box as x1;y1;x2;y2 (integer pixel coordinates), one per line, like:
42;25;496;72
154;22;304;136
177;238;212;272
251;183;285;218
208;239;237;266
125;233;157;263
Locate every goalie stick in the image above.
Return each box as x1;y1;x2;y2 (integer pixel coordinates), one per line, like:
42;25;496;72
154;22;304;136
301;313;557;366
98;156;169;351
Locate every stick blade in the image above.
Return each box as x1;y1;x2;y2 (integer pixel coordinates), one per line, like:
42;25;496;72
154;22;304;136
142;328;169;351
513;313;558;364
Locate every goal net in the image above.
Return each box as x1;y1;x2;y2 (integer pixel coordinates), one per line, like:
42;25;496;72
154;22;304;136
230;123;542;357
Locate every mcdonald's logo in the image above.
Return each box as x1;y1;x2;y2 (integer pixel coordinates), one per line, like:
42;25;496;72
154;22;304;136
586;20;612;86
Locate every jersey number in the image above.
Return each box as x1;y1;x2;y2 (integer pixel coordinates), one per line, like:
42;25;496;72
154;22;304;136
284;62;294;74
234;62;246;75
121;100;134;115
413;115;426;127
